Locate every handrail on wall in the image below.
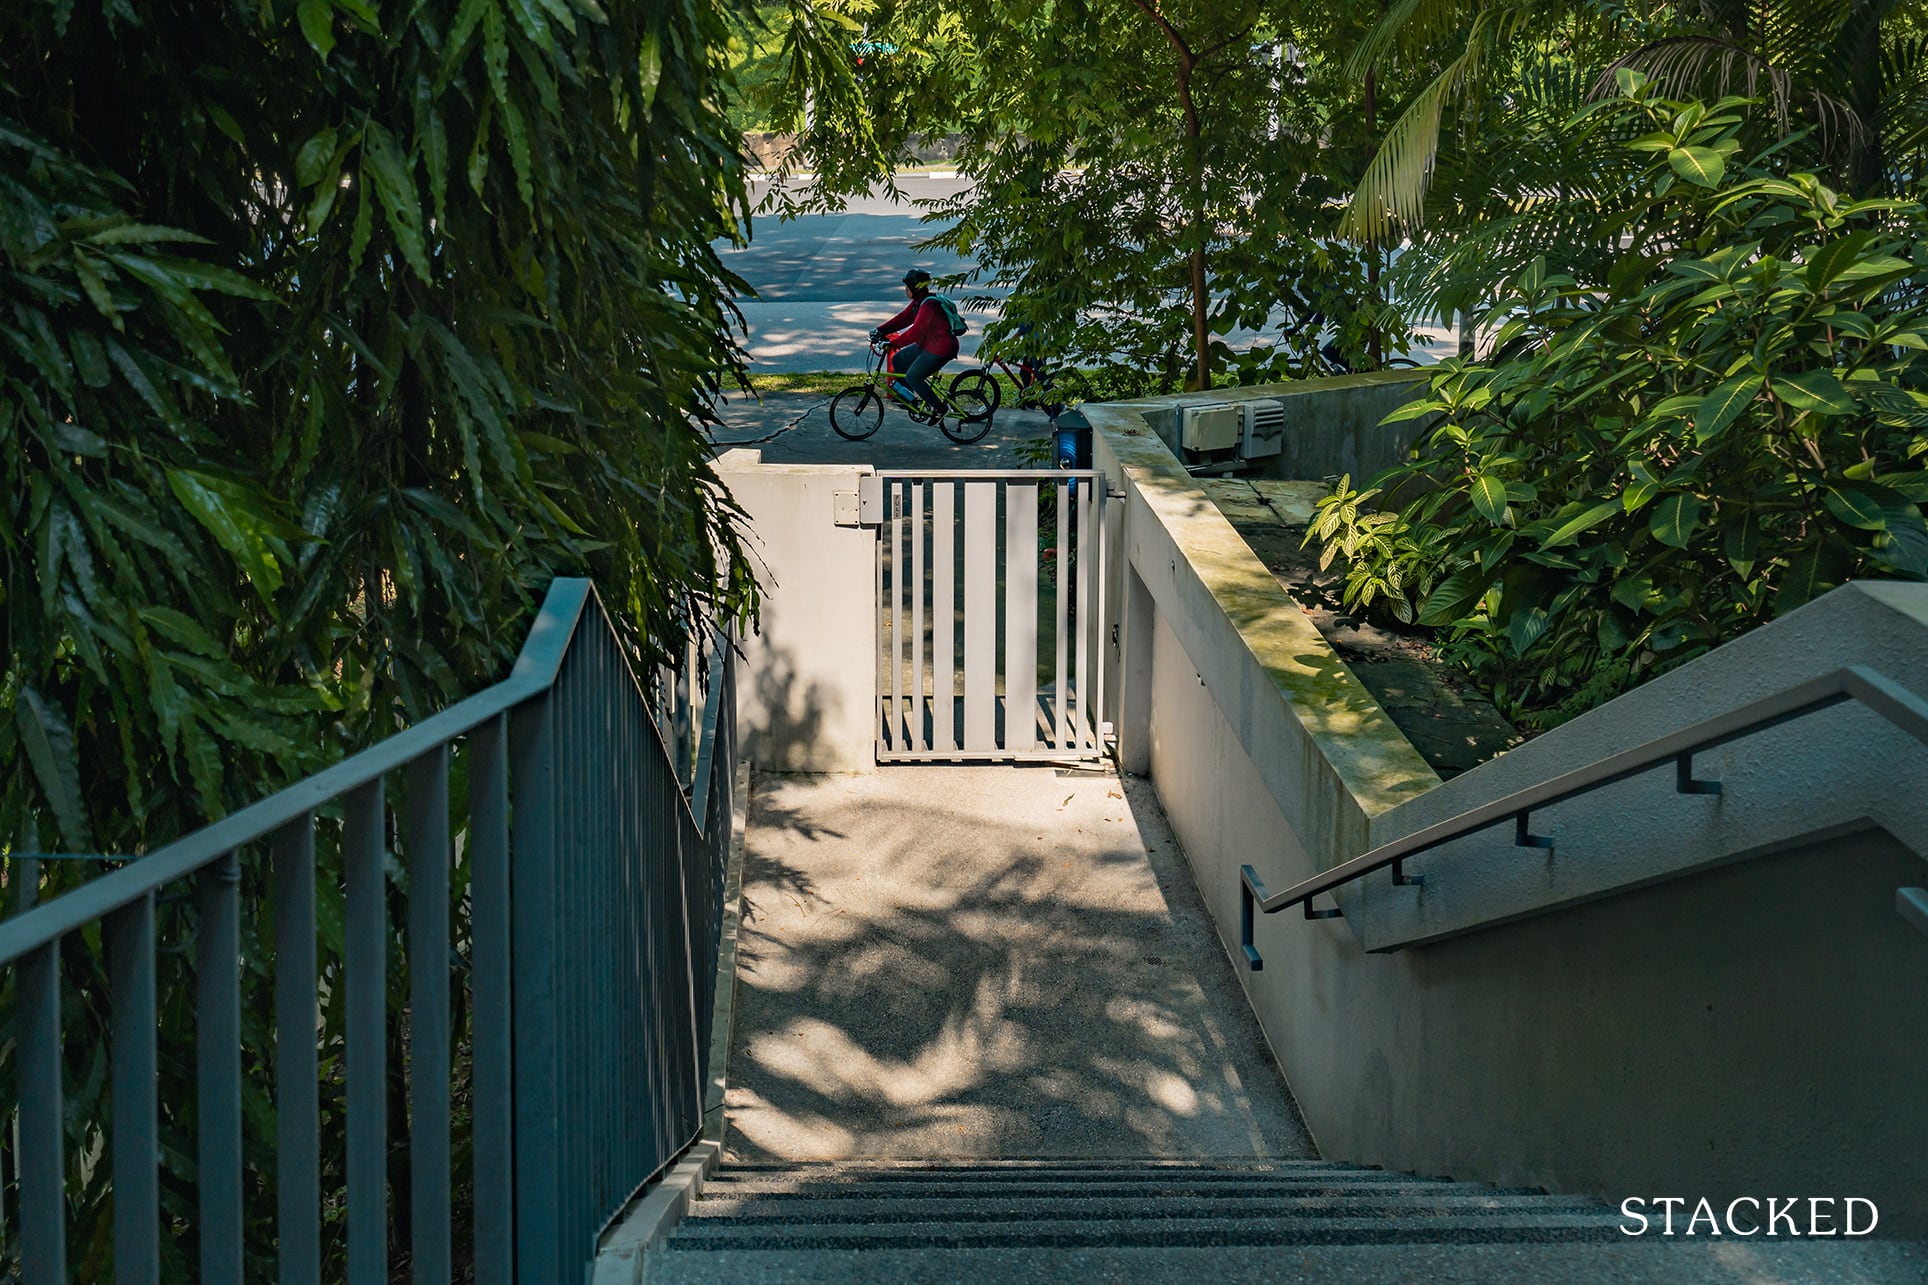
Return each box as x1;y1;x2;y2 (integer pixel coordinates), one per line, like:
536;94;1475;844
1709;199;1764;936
1240;664;1928;969
1;578;737;1283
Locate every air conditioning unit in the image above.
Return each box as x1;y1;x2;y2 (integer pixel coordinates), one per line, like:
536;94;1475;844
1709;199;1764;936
1240;398;1286;460
1178;402;1242;455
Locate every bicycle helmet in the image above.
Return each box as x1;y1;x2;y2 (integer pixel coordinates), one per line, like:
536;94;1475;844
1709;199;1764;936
902;268;933;292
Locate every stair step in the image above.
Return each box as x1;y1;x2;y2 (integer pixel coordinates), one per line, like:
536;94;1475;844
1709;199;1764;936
641;1241;1928;1285
712;1157;1349;1172
696;1176;1528;1201
687;1193;1611;1224
663;1210;1625;1252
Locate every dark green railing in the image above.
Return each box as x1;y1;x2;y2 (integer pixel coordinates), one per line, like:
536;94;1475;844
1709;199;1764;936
0;578;736;1282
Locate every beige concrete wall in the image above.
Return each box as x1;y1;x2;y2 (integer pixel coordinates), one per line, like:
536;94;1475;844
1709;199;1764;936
713;450;875;773
1092;395;1928;1236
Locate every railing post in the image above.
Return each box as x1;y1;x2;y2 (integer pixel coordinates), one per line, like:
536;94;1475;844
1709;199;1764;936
406;747;452;1283
510;692;562;1281
468;716;516;1285
273;815;321;1285
107;892;159;1284
18;939;66;1284
344;784;388;1285
196;851;244;1285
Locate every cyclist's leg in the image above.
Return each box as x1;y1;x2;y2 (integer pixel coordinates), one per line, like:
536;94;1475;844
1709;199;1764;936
902;349;947;413
887;344;924;406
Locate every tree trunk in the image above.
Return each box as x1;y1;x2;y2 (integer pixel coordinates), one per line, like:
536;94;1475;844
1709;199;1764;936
1130;0;1213;391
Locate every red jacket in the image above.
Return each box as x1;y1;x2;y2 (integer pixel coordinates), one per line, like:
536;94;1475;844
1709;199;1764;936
881;295;960;362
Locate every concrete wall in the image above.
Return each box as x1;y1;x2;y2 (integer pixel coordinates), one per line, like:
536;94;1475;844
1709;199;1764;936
1090;396;1928;1236
713;450;876;773
1129;368;1431;483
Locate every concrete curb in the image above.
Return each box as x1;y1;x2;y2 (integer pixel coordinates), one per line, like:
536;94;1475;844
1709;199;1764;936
593;760;752;1285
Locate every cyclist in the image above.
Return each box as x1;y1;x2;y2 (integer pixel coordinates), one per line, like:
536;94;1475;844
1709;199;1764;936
870;268;961;418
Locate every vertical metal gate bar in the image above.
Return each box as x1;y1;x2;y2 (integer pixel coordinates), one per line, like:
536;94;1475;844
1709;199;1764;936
912;481;927;752
879;501;890;752
1005;482;1039;751
467;716;514;1285
1076;480;1095;754
405;747;453;1283
196;850;244;1285
18;940;65;1284
108;892;159;1285
273;814;321;1285
890;479;904;753
1095;484;1108;754
344;782;388;1285
1054;481;1070;751
509;694;562;1281
963;481;998;751
932;481;956;754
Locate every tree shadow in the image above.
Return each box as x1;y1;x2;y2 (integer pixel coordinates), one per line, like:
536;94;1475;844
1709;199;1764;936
723;768;1314;1162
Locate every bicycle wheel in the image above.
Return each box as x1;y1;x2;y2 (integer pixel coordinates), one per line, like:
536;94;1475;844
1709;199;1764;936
939;384;993;444
829;385;883;440
948;367;1001;419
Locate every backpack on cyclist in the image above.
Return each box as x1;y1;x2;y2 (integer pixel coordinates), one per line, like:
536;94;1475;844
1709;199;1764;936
928;293;969;337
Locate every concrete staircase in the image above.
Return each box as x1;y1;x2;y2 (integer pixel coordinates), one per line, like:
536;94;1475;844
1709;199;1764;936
646;1157;1640;1281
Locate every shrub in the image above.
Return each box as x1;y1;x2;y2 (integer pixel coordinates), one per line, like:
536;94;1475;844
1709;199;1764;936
1311;83;1928;725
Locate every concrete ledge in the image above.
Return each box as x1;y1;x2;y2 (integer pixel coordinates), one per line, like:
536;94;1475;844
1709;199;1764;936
593;760;752;1283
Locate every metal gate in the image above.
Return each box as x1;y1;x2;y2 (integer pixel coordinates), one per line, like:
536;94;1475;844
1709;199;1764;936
866;469;1106;763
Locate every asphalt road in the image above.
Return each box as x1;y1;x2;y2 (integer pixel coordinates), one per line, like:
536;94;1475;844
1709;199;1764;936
721;175;996;375
712;174;1053;466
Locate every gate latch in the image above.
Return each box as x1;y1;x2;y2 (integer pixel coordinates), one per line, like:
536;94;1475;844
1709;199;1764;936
852;475;885;527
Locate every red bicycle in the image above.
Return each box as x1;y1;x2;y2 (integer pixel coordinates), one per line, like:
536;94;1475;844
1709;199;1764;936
947;349;1093;419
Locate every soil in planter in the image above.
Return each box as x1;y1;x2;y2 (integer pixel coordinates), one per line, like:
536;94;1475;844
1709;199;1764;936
1201;479;1524;780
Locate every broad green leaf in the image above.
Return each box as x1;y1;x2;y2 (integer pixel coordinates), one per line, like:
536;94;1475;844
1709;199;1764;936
166;468;285;605
1725;506;1761;576
1648;493;1702;548
1824;480;1916;534
1469;472;1508;525
1417;565;1489;627
1667;145;1725;188
1693;373;1762;444
297;0;336;57
1804;230;1874;291
295;127;338;187
16;686;92;850
1540;498;1620;548
1773;369;1856;415
1505;604;1550;657
1875;523;1928;577
362;123;432;282
1823;484;1887;531
640;31;663;112
1777;539;1852;609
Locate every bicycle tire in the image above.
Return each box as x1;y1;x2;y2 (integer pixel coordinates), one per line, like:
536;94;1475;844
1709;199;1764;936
829;385;883;440
948;367;1001;420
940;384;994;444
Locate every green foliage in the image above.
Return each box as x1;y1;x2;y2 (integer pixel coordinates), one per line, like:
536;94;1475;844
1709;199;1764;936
1303;475;1456;624
755;0;1423;391
3;0;757;1274
1312;82;1928;724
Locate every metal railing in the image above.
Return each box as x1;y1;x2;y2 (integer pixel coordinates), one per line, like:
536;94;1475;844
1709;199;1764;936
1241;664;1928;967
0;578;735;1282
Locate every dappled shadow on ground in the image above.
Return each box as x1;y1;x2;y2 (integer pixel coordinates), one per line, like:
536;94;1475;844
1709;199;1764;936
725;767;1313;1161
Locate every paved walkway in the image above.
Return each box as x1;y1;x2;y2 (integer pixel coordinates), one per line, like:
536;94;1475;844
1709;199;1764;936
723;765;1314;1161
